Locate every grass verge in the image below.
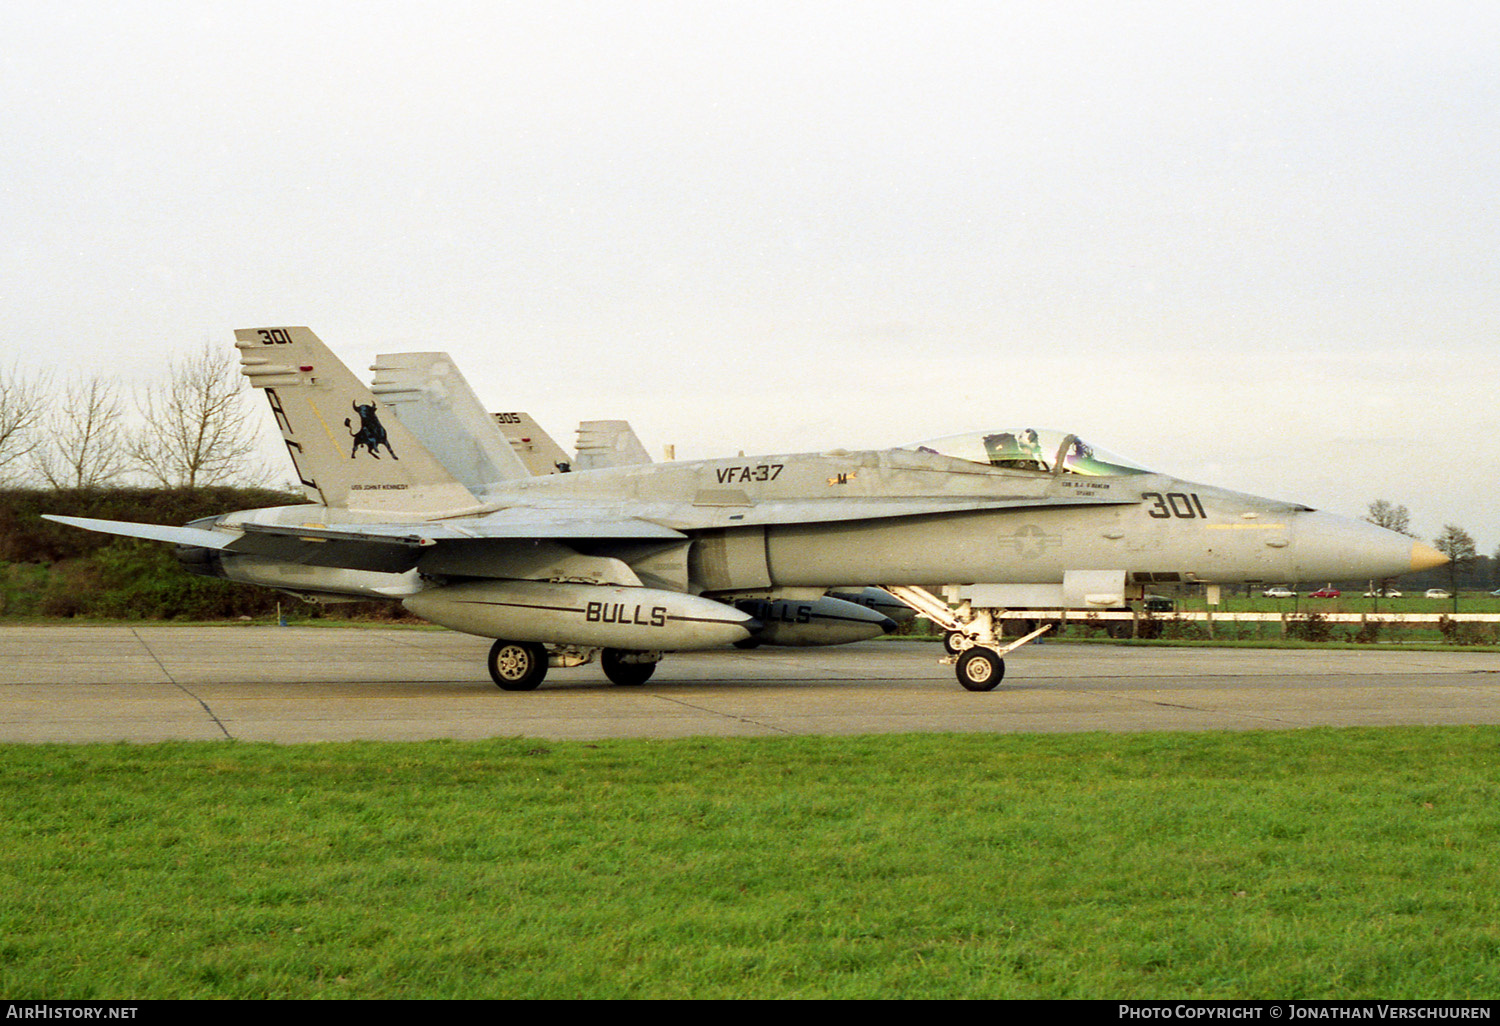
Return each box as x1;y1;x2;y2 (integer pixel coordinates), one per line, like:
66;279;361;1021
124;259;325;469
3;728;1498;999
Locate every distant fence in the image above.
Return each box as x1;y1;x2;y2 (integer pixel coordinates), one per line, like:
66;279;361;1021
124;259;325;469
986;609;1500;642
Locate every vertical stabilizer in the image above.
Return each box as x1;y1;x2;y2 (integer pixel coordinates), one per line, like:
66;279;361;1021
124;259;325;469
493;411;575;475
371;352;531;490
234;327;481;515
575;420;653;471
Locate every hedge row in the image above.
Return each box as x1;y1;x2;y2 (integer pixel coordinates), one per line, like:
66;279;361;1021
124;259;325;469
0;488;405;621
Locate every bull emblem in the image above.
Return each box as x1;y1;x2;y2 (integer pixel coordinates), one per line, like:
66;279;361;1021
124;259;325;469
345;402;399;460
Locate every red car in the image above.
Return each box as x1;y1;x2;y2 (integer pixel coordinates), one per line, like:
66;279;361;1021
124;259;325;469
1309;586;1341;598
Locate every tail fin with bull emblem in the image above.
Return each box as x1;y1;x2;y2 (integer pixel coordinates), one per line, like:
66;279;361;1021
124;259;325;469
233;327;482;516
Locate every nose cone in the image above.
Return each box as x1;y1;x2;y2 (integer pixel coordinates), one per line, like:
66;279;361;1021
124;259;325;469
1289;512;1440;582
1410;542;1449;573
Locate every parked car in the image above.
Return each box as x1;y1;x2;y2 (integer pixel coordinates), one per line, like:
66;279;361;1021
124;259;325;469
1142;594;1175;612
1363;589;1402;598
1262;586;1295;598
1425;589;1452;599
1309;586;1341;598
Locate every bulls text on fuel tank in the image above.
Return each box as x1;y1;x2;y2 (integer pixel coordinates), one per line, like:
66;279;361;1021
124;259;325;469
586;601;668;627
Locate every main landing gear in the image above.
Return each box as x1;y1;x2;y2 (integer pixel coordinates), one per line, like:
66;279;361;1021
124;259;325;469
882;585;1052;692
600;648;658;686
488;640;549;691
486;640;661;689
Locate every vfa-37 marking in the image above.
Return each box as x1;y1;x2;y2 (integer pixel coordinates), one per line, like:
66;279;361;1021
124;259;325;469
714;464;784;484
46;328;1448;692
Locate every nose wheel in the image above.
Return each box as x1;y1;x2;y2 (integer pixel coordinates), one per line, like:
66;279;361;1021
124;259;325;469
956;648;1004;691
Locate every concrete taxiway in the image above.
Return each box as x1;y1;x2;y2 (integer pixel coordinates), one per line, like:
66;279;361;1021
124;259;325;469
0;625;1496;744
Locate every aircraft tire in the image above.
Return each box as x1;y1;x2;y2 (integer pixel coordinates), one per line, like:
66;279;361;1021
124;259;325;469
956;648;1004;691
942;630;964;655
601;648;656;686
488;640;548;691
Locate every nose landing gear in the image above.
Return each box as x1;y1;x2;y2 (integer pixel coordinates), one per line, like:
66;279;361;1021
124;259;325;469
882;585;1052;692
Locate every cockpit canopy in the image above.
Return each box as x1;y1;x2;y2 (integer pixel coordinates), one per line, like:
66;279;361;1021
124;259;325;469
902;428;1151;476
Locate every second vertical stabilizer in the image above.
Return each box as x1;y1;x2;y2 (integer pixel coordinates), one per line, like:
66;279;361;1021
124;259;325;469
371;352;531;491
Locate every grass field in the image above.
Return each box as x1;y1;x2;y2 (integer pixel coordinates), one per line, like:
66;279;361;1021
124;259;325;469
3;728;1498;999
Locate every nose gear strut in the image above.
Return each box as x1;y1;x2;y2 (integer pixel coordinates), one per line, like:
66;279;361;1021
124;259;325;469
881;585;1052;691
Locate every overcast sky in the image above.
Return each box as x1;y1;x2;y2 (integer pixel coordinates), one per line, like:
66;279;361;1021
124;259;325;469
3;1;1496;551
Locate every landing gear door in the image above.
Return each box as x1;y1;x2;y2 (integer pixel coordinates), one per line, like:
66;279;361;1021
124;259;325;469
946;569;1126;610
1062;570;1126;609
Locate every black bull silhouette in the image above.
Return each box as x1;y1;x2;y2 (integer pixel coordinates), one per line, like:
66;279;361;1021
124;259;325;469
345;402;399;460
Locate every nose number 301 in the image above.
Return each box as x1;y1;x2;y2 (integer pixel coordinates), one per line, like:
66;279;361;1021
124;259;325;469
1141;492;1208;519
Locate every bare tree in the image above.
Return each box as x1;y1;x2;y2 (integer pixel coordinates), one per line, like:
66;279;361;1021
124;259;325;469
0;362;51;484
128;344;263;489
1433;524;1476;612
1364;499;1413;536
31;375;131;489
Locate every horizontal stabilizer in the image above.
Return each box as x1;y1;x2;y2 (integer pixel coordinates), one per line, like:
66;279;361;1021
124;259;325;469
42;515;234;549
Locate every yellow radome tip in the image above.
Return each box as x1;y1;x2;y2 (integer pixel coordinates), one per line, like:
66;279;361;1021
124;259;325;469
1410;542;1449;573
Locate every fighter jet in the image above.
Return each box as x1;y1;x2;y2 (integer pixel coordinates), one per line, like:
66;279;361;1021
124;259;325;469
371;353;900;650
47;327;1447;692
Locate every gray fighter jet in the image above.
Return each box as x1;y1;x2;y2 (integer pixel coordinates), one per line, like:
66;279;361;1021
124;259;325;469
369;352;901;650
48;327;1447;691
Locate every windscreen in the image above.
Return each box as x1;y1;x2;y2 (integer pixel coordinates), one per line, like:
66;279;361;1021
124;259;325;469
904;429;1151;476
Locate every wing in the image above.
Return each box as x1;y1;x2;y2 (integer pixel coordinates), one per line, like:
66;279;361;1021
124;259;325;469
43;511;685;575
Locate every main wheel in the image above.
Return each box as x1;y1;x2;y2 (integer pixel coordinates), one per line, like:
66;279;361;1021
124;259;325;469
488;640;548;691
956;648;1004;691
601;648;657;686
